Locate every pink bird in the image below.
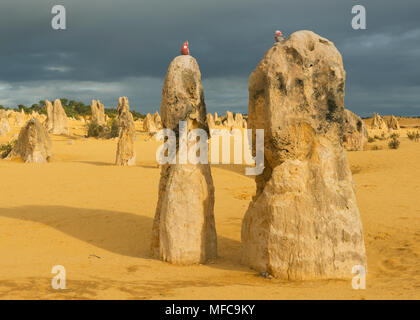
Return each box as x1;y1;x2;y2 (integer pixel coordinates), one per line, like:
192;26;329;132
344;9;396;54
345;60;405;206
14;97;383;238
181;41;189;55
275;30;286;42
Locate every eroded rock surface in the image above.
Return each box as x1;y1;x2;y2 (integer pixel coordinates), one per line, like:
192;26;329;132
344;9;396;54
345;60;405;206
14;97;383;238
206;113;216;131
115;97;136;166
388;115;400;130
0;110;10;136
7;118;52;163
371;112;388;131
234;113;246;129
143;113;158;133
152;55;217;264
45;99;68;135
13;111;24;127
91;99;106;125
343;109;368;151
154;111;163;130
223;111;235;130
242;30;367;280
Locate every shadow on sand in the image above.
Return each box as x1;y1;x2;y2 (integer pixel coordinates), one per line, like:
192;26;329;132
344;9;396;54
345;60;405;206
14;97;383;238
73;161;255;179
0;205;243;272
211;164;254;179
73;160;113;166
73;161;159;170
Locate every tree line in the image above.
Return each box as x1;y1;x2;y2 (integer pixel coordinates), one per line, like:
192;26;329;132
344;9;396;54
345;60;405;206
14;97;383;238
0;99;146;120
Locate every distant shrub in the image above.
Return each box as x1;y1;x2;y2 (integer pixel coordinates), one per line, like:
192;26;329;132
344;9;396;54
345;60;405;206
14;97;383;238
131;110;146;121
368;136;375;143
104;109;117;119
407;131;420;142
86;121;106;138
371;145;382;151
373;132;387;141
389;132;400;139
388;136;400;149
86;119;120;139
0;140;15;158
63;105;79;119
108;118;120;138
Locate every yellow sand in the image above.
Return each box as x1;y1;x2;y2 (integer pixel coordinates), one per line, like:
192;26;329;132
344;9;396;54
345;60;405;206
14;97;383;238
0;119;418;299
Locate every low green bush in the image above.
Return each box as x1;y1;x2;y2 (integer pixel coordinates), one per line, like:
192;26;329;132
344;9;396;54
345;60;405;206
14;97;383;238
0;140;15;158
86;121;106;138
407;131;420;142
108;118;120;138
388;136;400;149
86;119;120;139
389;132;400;139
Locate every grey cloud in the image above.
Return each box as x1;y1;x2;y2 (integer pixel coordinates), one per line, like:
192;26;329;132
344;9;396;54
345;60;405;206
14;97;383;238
0;0;419;115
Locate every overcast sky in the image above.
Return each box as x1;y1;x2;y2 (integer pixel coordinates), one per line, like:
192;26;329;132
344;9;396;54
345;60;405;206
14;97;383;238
0;0;419;117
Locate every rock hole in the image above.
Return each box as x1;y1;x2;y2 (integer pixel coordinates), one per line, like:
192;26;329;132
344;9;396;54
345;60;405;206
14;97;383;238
277;73;287;94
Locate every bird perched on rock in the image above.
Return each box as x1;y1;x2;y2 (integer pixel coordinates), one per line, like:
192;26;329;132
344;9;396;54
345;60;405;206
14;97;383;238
275;30;286;43
181;41;189;55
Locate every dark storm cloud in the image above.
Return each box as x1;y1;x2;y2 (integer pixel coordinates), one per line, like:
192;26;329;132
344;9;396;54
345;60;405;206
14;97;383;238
0;0;419;116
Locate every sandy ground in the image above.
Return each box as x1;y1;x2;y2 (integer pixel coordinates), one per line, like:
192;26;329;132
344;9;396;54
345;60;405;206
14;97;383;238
0;119;419;300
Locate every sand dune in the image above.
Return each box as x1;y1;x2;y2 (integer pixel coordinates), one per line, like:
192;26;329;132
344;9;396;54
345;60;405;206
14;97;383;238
0;119;419;299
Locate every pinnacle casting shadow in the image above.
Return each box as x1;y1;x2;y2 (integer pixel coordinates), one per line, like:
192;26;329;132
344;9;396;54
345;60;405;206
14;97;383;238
0;205;242;271
211;164;254;179
0;206;150;258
